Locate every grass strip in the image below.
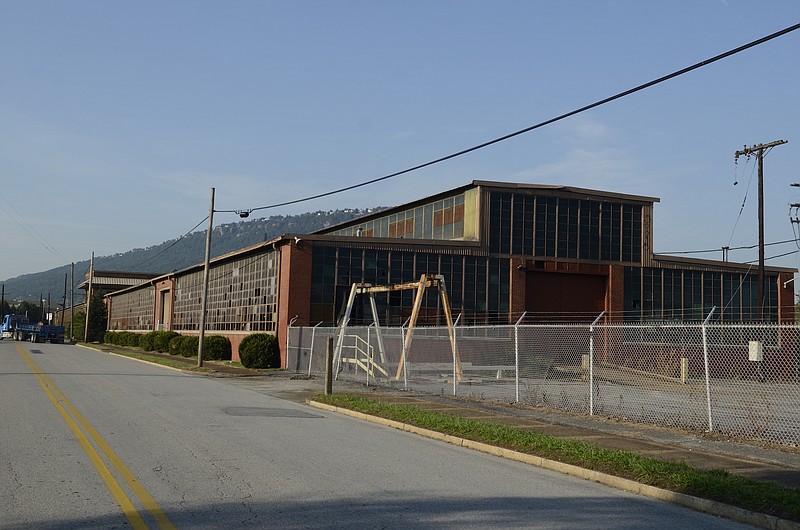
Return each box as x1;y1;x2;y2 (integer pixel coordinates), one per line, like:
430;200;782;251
102;348;195;370
84;343;210;371
315;393;800;522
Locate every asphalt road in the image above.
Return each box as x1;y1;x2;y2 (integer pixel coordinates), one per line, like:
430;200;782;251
0;340;756;529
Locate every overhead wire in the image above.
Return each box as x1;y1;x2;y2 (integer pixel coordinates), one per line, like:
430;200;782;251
217;22;800;216
0;191;70;264
130;216;210;269
727;156;757;247
658;238;797;255
743;249;799;264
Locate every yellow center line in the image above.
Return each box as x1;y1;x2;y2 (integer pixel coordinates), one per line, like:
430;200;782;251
16;343;176;530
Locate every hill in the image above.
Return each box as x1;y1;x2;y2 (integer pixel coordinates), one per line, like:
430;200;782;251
1;208;376;304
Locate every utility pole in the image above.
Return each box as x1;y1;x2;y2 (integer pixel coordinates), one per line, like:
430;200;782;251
197;187;215;367
84;252;94;342
61;273;67;326
70;262;75;342
734;139;788;320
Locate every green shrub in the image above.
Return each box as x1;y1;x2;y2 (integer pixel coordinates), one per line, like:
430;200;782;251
238;333;280;369
153;330;179;353
104;331;141;347
168;335;184;356
139;331;156;351
203;335;232;361
123;332;141;347
178;336;199;357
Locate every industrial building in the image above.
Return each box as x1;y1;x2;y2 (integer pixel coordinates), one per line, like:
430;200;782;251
104;181;796;365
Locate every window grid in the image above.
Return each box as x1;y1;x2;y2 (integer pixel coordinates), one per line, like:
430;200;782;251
330;193;466;241
173;252;279;332
310;246;509;325
491;192;642;263
108;288;155;330
624;267;780;322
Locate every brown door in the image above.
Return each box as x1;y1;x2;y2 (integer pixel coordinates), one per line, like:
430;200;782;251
526;271;606;317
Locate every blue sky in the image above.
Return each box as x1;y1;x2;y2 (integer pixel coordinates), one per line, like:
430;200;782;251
1;1;799;283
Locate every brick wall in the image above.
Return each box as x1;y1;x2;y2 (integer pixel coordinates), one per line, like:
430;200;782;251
277;240;314;368
607;265;625;321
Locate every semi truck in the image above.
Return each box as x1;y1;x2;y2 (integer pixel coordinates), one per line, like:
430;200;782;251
1;314;65;343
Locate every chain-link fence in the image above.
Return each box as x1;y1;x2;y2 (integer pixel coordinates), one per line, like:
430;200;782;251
287;320;800;446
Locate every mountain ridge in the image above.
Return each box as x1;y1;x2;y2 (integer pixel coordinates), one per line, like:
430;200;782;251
2;208;376;304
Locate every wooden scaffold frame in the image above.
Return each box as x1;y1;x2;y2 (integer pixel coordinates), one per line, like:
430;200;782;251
334;273;462;381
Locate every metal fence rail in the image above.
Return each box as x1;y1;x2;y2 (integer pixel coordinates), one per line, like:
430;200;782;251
286;319;800;446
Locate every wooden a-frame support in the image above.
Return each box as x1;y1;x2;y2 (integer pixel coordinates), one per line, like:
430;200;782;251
335;274;461;381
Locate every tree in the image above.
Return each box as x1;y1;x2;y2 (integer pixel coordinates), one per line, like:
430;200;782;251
86;292;107;342
70;311;85;343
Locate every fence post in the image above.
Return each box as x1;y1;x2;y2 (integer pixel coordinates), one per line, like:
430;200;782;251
287;315;298;371
514;312;527;403
401;317;410;390
589;311;605;416
324;337;334;395
307;322;322;377
367;325;372;386
451;314;461;397
702;306;717;432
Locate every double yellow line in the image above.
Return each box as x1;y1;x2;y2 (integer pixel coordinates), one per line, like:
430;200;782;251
16;343;176;530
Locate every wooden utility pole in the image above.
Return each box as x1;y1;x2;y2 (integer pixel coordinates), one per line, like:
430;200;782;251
734;139;788;320
197;187;215;368
84;252;94;342
61;273;67;326
70;262;75;342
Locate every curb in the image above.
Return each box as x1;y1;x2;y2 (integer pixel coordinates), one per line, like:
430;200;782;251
308;400;799;530
77;343;187;373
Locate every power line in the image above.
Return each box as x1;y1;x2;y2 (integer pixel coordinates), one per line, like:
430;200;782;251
217;22;800;216
658;238;797;255
727;156;757;247
0;192;70;264
743;249;799;264
130;216;209;269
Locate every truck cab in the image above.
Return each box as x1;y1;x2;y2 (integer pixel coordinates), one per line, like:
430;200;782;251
1;314;29;340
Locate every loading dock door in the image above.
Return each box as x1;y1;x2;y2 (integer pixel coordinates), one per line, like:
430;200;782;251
526;271;606;317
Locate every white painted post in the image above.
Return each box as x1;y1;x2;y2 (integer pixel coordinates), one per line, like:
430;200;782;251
286;315;298;372
307;322;322;377
401;317;410;390
366;325;372;385
589;311;606;416
514;312;527;403
702;307;717;432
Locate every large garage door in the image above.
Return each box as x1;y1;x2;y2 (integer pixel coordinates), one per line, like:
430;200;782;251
526;271;606;317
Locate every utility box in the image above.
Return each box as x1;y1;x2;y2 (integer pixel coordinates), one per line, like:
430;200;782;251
748;341;763;362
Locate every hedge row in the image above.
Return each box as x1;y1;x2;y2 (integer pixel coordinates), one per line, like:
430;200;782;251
104;330;182;353
103;331;142;347
103;330;278;368
167;334;232;361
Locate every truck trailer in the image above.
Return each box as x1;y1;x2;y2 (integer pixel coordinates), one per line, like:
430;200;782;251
1;314;65;343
